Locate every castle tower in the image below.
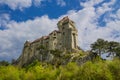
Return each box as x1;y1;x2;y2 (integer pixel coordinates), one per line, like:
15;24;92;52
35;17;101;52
57;16;78;51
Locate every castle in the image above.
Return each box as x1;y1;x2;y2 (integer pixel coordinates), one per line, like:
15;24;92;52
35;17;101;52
15;16;86;67
25;16;78;52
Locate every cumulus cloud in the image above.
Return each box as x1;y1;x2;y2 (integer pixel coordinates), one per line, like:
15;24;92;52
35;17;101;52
110;9;120;20
57;0;66;7
80;0;104;7
96;0;116;15
0;0;120;61
0;14;10;29
33;0;44;6
0;15;57;61
0;0;44;10
116;9;120;19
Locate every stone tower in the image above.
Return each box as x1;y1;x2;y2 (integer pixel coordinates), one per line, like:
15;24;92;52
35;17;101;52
57;16;78;51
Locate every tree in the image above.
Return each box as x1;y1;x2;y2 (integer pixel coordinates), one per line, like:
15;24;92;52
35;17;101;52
107;41;120;57
0;60;10;66
91;39;108;56
116;44;120;57
91;39;120;58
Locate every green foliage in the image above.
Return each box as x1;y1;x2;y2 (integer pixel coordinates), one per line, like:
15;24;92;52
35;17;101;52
91;38;120;58
0;60;10;66
36;45;46;50
0;59;120;80
0;65;21;80
50;49;62;55
91;39;108;56
108;58;120;80
59;62;79;80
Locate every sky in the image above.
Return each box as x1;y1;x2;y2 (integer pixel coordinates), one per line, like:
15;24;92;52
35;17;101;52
0;0;120;61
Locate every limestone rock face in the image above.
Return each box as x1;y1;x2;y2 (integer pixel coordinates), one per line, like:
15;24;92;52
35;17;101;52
15;45;94;67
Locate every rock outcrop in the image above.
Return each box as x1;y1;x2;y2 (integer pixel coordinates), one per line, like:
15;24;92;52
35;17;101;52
15;46;94;67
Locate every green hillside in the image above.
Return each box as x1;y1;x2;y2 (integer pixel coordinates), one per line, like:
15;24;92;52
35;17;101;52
0;58;120;80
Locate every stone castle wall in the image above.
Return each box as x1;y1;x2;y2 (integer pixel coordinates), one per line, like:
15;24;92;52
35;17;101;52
23;16;78;52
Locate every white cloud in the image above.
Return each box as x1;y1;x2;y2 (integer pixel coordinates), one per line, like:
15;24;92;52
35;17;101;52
0;14;10;29
0;15;57;60
116;9;120;19
0;0;44;10
33;0;43;6
96;0;116;15
67;0;119;50
57;0;66;7
0;0;120;61
110;9;120;20
80;0;104;7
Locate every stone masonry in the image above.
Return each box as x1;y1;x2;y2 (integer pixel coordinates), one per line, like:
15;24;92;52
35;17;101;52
24;16;78;52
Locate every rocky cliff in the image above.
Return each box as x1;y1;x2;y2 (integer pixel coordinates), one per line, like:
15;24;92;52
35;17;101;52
15;44;94;67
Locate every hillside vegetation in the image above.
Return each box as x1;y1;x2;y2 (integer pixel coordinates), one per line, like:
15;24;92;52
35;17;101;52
0;58;120;80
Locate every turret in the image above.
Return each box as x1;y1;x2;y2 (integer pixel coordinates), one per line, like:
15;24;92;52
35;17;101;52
57;16;78;51
24;41;30;47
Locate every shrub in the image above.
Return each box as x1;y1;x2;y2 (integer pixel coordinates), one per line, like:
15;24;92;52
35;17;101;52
0;59;120;80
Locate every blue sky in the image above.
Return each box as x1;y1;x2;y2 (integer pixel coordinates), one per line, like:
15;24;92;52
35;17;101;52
0;0;83;22
0;0;120;61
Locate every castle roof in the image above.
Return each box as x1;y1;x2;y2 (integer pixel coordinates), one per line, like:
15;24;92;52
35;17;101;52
49;30;61;35
24;40;31;46
44;36;49;40
58;16;74;24
31;36;49;44
31;37;42;44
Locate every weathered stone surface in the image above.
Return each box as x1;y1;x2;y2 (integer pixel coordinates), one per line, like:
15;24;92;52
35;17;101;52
15;46;94;67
